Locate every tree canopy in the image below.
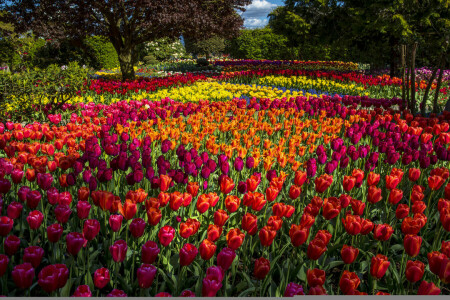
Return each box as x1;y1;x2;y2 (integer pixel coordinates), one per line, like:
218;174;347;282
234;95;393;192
1;0;251;80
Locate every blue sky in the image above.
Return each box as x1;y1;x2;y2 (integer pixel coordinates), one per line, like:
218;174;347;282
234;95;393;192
239;0;284;28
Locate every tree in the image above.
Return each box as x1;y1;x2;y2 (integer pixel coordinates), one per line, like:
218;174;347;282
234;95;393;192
185;36;226;59
225;27;289;60
2;0;251;80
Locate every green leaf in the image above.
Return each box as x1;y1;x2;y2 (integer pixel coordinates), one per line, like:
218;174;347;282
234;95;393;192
238;287;256;297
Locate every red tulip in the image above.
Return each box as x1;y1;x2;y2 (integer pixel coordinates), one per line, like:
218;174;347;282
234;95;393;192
207;224;222;242
224;195;240;213
180;243;198;266
83;219;100;241
370;254;390;279
439;258;450;283
94;267;110;289
246;175;261;192
119;199;137;220
26;190;41;209
4;235;21;256
158;225;175;247
388;188;403;205
241;213;258;235
289;185;301;200
308;286;327;295
142;241;160;264
179;290;196;297
251;192;266;211
350;198;365;216
267;216;283;231
284;282;305;296
214;209;229;227
322;197;341;220
341;245;359;264
202;275;222;297
78;187;90;201
27;210;43;230
307;239;327;260
254;257;270;280
428;251;447;275
315;174;333;193
373;224;393;241
343;176;356;192
428;175;445;191
342;214;361;235
360;218;374;235
375;291;390;295
196;194;210;214
395;204;410;219
417;280;441;295
130;218;146;238
137;264;157;289
294;170;307;186
199;238;217;261
169;192;183;211
289;224;309;247
367;172;380;186
367;186;382;204
76;201;91;220
307;268;325;287
54;204;72;224
23;246;44;268
73;285;92;297
339;270;360;295
217;247;236;271
220;176;235;194
66;232;85;256
7;202;23;220
147;207;162;226
385;175;400;190
107;289;127;297
0;254;9;277
408;168;421;182
441;240;450;257
404;234;422;257
265;186;279;202
12;263;35;289
38;264;65;293
186;182;199;197
159;174;172;192
0;216;13;236
227;228;245;250
405;260;425;283
259;226;276;247
109;240;127;263
412;201;426;214
109;214;123;232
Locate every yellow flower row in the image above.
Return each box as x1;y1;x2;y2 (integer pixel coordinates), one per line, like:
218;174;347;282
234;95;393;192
256;75;367;96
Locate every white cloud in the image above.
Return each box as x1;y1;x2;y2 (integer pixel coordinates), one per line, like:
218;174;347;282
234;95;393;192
244;18;269;28
239;0;278;28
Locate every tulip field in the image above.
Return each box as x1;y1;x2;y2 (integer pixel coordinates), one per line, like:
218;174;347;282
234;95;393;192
1;59;450;296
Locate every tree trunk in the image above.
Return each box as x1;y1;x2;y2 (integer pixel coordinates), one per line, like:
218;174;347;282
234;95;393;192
401;45;406;107
118;46;136;81
433;67;444;114
420;65;439;115
410;43;417;115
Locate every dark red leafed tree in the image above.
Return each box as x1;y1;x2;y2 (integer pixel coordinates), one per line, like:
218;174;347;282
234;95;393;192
2;0;251;80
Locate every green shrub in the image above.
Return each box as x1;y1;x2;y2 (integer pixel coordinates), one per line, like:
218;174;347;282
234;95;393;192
143;37;186;61
143;55;159;66
225;27;290;60
0;61;92;122
84;36;119;69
